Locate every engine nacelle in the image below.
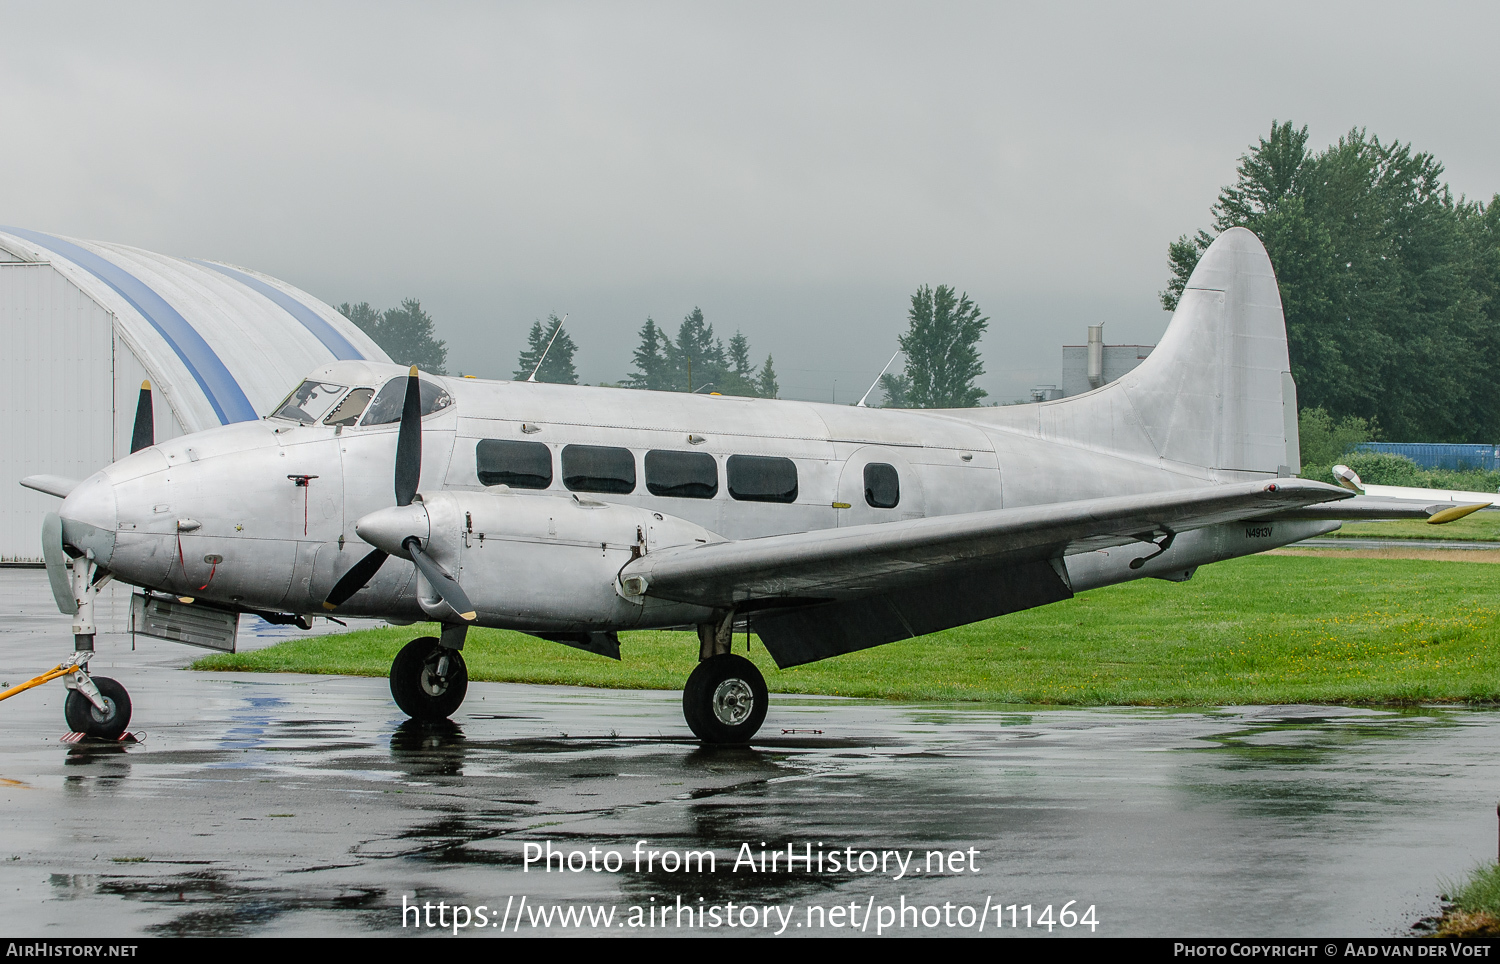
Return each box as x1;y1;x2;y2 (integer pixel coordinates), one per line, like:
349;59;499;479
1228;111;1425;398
416;490;720;632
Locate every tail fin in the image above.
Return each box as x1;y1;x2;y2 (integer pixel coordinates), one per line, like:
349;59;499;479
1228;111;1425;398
980;227;1300;479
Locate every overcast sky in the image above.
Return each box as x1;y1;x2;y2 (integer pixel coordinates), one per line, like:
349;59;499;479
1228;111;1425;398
2;2;1497;402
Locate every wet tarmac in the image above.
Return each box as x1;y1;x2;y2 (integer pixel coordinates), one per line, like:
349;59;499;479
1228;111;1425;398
2;570;1499;938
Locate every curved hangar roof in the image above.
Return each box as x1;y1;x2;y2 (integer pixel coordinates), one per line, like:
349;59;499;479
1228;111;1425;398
0;226;390;433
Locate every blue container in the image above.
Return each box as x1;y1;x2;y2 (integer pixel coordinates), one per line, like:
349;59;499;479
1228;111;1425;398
1354;442;1500;472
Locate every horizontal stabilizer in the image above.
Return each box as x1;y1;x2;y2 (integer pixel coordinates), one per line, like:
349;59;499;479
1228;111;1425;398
1274;496;1491;524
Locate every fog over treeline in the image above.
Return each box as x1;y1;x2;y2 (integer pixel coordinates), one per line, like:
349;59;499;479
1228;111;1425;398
2;4;1496;404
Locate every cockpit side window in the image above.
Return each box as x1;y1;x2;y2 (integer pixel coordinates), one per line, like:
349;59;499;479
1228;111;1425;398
323;387;375;426
271;381;347;424
360;377;454;425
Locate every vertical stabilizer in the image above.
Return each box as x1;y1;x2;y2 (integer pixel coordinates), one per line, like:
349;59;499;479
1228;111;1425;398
977;227;1299;479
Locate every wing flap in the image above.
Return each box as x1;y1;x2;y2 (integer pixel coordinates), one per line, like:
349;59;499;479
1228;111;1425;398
753;558;1072;668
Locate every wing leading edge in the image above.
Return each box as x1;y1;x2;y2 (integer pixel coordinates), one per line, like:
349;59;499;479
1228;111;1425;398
622;478;1350;667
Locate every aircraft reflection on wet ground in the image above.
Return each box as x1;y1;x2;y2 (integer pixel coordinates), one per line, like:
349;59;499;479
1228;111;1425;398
1;578;1497;938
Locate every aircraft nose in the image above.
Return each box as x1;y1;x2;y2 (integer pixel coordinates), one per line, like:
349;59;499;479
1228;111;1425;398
58;472;118;567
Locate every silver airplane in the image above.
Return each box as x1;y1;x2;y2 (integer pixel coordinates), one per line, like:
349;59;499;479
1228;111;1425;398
21;228;1484;744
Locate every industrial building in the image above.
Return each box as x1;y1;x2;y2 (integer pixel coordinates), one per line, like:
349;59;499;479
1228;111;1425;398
1060;325;1153;397
1031;325;1154;401
0;227;389;563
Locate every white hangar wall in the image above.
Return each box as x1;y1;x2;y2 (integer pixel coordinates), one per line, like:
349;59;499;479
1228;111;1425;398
0;228;391;563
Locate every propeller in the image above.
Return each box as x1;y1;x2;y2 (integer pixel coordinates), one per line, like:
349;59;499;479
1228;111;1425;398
322;367;476;621
130;381;154;453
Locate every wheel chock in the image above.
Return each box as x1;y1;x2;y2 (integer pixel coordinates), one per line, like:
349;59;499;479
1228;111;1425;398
61;731;143;745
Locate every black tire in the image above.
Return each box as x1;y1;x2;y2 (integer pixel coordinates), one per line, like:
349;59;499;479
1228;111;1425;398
390;637;468;721
682;654;768;744
63;676;132;741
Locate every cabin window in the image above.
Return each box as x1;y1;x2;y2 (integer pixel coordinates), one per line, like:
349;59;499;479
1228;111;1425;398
562;444;636;494
864;462;900;508
645;450;718;499
477;439;552;489
727;454;798;503
323;387;375;426
361;376;453;425
272;381;346;424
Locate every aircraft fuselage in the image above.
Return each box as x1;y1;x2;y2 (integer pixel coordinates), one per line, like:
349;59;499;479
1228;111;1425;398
55;360;1329;632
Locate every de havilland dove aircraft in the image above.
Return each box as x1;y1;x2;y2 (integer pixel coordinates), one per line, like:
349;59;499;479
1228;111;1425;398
21;228;1488;745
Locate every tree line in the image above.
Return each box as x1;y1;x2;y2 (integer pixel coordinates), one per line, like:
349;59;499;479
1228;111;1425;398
1164;121;1500;445
340;294;994;408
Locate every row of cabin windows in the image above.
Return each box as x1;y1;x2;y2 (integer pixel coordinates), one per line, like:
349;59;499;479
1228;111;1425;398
475;440;901;508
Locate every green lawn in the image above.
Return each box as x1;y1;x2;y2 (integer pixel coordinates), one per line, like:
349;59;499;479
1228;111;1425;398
192;555;1500;706
1327;513;1500;542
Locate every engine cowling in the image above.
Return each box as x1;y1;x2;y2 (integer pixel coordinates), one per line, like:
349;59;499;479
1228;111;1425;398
411;490;721;632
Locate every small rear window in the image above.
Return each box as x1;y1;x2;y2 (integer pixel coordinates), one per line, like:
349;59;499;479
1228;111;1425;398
477;439;552;489
646;450;718;499
727;455;798;503
562;445;636;494
864;463;900;508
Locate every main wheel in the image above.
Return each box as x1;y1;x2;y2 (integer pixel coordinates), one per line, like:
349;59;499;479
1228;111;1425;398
682;654;768;744
63;676;132;741
390;637;468;721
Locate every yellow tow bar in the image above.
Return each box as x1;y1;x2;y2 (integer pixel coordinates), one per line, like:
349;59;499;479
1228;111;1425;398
0;655;85;704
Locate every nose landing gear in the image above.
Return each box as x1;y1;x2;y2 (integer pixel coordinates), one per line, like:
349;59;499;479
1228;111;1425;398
63;672;132;741
64;554;133;741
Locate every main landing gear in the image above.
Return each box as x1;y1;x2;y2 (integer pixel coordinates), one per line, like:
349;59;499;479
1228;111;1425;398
389;635;469;721
385;615;771;746
683;613;768;745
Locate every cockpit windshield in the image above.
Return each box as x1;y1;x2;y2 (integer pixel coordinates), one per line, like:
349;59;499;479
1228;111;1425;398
323;387;375;426
271;381;347;424
360;376;454;425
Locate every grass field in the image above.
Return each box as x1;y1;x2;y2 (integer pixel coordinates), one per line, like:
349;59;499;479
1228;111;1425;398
1431;865;1500;936
193;554;1500;705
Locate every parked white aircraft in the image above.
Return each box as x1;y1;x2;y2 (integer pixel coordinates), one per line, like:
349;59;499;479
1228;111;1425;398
21;228;1484;744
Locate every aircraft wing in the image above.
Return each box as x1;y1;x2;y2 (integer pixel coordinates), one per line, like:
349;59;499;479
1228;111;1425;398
623;478;1347;667
624;478;1346;611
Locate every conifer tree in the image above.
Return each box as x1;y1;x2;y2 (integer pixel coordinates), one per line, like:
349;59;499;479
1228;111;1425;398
512;313;578;384
757;355;780;399
626;318;673;390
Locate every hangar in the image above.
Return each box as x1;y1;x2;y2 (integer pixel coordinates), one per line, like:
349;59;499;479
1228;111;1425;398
0;227;390;563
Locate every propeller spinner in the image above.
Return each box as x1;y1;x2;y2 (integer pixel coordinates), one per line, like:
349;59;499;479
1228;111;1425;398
323;367;476;621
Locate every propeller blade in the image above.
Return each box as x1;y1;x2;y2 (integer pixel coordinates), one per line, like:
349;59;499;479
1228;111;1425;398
130;380;154;453
405;538;477;622
394;366;422;507
323;547;390;610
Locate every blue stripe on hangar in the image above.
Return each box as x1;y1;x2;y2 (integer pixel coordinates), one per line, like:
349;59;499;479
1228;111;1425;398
1;226;258;425
193;260;366;361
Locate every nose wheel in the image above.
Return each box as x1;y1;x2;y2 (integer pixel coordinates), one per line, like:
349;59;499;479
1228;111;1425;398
683;654;768;744
63;675;132;741
390;637;468;721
